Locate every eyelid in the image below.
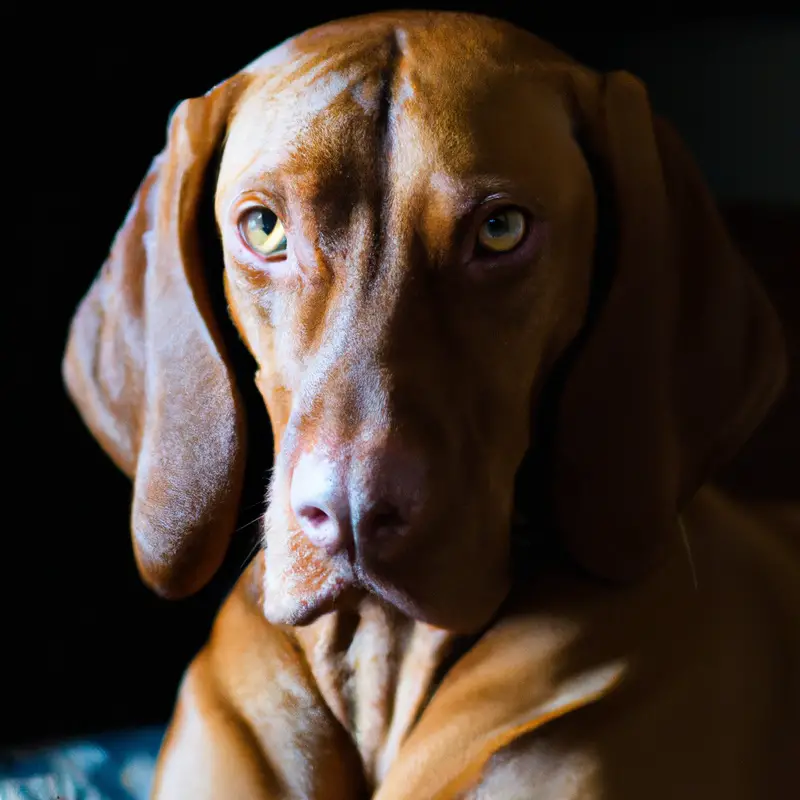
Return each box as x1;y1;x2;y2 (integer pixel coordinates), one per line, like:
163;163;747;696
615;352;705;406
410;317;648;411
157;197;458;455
227;189;289;231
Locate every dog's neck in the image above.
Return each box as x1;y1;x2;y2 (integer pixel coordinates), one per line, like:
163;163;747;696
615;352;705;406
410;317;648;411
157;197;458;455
292;597;462;787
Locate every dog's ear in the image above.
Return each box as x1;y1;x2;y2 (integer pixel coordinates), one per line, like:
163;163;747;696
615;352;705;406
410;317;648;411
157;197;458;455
553;71;787;581
63;75;251;598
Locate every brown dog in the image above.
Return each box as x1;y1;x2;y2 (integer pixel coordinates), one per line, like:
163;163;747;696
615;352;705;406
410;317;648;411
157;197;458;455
63;11;798;799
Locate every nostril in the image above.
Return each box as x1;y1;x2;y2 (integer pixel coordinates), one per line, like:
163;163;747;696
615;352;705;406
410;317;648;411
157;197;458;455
298;505;330;528
361;502;407;541
372;509;404;532
295;503;343;551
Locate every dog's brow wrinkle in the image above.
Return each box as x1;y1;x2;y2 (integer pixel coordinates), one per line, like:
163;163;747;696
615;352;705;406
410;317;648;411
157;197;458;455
361;28;405;288
376;27;404;141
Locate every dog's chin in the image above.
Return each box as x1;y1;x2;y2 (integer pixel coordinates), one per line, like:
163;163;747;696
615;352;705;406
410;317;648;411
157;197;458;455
260;506;509;630
261;560;404;628
262;554;507;632
264;581;365;627
261;558;352;627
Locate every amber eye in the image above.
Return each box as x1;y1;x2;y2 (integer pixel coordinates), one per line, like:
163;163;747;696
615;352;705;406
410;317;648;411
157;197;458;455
240;207;287;256
476;208;527;253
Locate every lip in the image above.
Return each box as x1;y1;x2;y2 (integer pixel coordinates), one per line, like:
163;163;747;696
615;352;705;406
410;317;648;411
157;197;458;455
266;571;366;626
265;552;419;626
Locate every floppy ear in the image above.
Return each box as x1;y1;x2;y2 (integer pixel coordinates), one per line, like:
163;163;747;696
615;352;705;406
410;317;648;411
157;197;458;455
553;71;787;581
63;76;250;598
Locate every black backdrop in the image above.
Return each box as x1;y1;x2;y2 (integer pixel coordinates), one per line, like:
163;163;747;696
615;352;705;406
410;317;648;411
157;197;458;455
6;2;798;748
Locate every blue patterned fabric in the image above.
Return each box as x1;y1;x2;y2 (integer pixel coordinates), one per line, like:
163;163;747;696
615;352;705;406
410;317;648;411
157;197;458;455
0;727;164;800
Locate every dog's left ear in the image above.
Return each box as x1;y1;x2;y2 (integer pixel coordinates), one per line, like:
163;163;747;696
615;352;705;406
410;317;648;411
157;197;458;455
552;71;787;581
63;75;251;598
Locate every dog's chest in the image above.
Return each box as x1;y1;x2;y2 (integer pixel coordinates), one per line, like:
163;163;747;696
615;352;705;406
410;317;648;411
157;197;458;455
294;598;456;787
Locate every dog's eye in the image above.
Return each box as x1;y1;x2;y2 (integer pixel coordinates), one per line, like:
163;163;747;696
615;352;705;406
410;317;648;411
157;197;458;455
476;208;526;253
240;207;287;257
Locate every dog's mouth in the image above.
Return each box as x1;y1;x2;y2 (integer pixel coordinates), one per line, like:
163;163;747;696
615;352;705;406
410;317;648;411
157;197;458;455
260;522;382;625
262;566;393;628
260;519;457;627
285;577;366;626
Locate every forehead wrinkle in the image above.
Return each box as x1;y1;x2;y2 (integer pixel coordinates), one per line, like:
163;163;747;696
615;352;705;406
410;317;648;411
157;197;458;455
387;65;577;202
227;10;581;185
226;17;574;187
221;83;361;192
245;31;393;92
220;42;401;202
221;20;582;276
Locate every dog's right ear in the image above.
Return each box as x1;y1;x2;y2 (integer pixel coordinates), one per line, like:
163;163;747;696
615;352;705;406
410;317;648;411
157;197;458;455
63;75;251;599
549;70;786;583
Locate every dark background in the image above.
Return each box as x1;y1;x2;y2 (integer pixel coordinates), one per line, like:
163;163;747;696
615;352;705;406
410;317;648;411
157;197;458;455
6;3;799;748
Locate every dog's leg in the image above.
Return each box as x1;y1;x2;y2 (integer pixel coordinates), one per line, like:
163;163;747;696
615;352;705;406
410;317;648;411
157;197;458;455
150;571;367;800
151;651;283;800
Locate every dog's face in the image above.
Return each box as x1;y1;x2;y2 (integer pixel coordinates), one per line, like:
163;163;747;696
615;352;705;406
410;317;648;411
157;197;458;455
216;28;595;630
63;12;785;634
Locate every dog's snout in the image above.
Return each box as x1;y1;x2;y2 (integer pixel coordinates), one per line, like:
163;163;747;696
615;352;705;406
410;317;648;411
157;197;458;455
290;454;350;552
290;445;426;557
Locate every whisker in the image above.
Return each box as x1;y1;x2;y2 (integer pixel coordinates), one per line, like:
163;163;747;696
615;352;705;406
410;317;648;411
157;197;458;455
236;513;265;535
240;499;268;513
241;533;264;569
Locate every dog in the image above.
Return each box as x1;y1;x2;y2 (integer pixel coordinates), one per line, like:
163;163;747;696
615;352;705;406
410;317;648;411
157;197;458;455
63;11;799;798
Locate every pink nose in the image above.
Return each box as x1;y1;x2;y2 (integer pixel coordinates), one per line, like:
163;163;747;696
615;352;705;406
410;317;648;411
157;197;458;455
290;449;423;556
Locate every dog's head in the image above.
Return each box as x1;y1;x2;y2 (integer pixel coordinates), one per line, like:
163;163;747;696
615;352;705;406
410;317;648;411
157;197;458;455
64;12;786;633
